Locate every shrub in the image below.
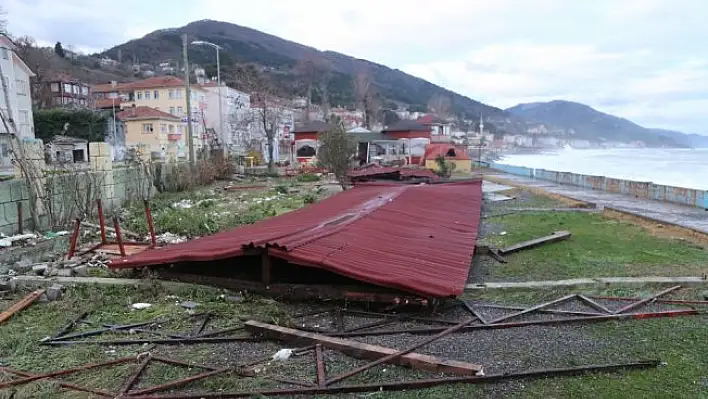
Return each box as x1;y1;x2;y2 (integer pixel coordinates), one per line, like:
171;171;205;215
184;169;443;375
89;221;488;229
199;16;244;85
296;173;320;183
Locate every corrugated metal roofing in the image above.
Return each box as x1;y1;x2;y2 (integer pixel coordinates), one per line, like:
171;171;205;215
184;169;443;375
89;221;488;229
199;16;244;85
110;180;482;298
348;166;439;181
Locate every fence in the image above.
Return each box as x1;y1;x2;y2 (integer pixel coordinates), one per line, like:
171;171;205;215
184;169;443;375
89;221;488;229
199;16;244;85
0;142;150;235
491;162;708;210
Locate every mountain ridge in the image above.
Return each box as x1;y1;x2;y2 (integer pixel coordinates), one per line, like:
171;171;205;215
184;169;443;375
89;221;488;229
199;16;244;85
506;100;699;147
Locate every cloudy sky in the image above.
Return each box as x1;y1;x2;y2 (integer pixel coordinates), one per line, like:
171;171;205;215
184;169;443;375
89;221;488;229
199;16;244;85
4;0;707;133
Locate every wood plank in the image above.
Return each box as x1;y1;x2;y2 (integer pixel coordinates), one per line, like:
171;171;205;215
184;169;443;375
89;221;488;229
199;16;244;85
0;289;45;324
245;320;483;375
498;230;571;255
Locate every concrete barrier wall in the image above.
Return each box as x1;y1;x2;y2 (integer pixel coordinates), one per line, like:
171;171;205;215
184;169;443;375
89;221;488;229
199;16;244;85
493;163;708;209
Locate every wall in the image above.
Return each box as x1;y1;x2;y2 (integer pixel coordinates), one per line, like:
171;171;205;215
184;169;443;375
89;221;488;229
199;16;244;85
492;162;708;209
0;141;150;235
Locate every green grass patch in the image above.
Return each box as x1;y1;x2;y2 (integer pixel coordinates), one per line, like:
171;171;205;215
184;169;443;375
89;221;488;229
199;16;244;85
483;212;708;280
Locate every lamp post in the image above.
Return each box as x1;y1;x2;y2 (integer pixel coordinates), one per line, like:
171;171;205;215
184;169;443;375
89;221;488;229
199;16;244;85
191;40;224;153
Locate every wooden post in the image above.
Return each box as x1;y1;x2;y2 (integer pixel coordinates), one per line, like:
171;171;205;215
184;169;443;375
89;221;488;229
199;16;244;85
261;250;271;286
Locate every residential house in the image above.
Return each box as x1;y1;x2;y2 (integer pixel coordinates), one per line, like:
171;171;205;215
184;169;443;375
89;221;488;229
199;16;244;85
99;57;118;67
43;73;91;108
421;143;472;172
417;114;452;139
117;105;182;160
201;82;251;154
0;33;35;173
48;135;88;163
124;76;208;159
330;107;364;129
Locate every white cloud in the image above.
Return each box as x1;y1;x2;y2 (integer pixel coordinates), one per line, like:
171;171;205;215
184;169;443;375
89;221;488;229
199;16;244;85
3;0;708;132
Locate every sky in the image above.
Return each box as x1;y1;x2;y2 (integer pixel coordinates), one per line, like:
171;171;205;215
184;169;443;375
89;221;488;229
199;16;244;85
3;0;707;133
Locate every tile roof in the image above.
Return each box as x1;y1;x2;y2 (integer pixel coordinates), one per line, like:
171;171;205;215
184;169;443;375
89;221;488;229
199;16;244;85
417;114;449;125
129;76;187;90
95;98;124;109
293;120;333;133
422;143;471;162
116;106;180;121
110;180;483;298
384;120;429;133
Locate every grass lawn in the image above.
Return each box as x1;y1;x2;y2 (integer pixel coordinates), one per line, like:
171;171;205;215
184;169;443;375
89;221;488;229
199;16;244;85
480;211;708;280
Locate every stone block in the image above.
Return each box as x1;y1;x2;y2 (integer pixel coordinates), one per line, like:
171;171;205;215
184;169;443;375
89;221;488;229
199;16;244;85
89;142;112;158
12;259;32;274
90;156;113;172
54;269;73;277
0;279;16;292
46;283;63;301
32;263;49;275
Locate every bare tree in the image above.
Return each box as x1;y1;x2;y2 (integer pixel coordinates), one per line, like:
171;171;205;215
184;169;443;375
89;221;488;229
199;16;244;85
234;64;282;172
0;6;7;34
294;55;317;121
317;125;357;190
353;68;378;129
427;94;452;119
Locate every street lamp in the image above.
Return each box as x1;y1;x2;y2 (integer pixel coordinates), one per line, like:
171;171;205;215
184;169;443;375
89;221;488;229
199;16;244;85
191;40;224;153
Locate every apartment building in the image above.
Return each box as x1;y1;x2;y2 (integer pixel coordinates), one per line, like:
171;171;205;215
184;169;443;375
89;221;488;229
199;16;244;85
0;34;35;173
117;105;182;160
43;73;91;108
201;82;251;153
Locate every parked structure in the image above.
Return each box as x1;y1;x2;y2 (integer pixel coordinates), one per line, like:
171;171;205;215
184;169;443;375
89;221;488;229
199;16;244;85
0;34;36;173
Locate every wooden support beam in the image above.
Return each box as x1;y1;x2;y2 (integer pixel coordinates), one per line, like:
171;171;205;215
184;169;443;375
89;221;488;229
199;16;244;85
0;289;45;324
261;251;271;286
498;230;571;255
244;320;483;375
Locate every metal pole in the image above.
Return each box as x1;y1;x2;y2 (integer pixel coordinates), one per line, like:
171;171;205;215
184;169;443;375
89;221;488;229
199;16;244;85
182;34;195;165
216;46;224;155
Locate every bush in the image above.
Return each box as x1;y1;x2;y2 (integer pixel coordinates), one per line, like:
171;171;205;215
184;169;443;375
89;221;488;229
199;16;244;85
296;173;320;183
303;193;317;204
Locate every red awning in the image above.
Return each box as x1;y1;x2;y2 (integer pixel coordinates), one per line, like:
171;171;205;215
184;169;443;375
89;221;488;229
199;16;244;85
111;180;482;298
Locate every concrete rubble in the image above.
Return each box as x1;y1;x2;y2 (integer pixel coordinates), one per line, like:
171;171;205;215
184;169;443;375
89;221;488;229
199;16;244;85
1;252;112;280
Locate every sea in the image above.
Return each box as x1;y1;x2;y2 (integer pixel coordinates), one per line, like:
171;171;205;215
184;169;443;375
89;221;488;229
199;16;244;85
500;147;708;190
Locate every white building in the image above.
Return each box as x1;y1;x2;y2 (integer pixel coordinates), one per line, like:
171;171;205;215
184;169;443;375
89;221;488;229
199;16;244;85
0;34;36;172
202;82;251;153
249;102;294;163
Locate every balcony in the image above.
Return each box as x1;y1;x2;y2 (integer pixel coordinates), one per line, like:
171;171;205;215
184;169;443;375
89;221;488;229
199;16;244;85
168;134;182;141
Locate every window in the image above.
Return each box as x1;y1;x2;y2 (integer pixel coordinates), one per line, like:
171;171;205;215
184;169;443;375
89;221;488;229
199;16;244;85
176;89;183;99
168;89;174;99
0;144;9;157
144;91;151;100
63;83;71;93
19;110;29;123
160;124;167;133
177;106;183;115
81;86;88;95
136;91;142;100
15;79;27;95
168;124;175;133
169;107;175;115
177;125;184;133
153;90;159;99
50;83;59;92
72;85;79;94
141;123;154;133
1;48;8;60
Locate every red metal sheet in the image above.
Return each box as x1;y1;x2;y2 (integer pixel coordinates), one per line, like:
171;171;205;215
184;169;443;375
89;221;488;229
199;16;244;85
110;180;482;298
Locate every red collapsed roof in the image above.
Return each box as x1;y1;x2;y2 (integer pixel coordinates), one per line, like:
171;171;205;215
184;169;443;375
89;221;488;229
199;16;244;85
422;143;471;163
111;180;483;298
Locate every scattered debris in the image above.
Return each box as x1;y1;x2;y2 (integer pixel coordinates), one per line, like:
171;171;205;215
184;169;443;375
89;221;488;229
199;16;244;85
0;278;17;292
131;303;152;310
0;289;45;324
0;233;38;248
179;300;199;309
81;221;140;239
498;230;572;256
245;320;484;375
271;348;293;361
45;284;64;301
157;232;187;244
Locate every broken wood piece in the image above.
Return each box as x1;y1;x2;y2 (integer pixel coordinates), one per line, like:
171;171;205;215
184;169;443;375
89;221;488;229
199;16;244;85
80;221;141;239
498;230;571;255
0;289;45;324
488;248;508;264
244;320;483;375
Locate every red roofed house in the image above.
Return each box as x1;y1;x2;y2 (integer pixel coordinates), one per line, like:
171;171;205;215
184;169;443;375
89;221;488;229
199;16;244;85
117;105;182;160
421;143;472;172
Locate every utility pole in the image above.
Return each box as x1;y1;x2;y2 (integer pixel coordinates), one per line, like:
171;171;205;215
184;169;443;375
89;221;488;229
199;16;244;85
182;34;195;165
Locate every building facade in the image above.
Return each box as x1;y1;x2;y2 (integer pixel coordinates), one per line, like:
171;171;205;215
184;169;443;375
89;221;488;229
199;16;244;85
202;82;251;153
117;105;183;160
0;34;36;172
45;74;91;108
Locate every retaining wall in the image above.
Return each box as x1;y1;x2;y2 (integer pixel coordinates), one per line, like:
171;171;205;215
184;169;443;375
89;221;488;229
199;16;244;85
491;162;708;209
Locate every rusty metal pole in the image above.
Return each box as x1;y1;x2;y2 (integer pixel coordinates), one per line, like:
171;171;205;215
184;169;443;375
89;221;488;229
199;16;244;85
144;200;157;248
96;198;107;244
113;216;126;257
315;344;326;388
16;201;23;234
67;218;81;258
